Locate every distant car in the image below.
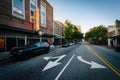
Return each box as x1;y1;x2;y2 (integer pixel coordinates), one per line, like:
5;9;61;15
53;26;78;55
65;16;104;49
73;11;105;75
9;42;49;59
69;42;75;46
62;43;70;47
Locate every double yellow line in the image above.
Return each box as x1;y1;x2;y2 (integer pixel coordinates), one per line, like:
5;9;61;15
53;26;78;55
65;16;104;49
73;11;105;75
84;45;120;77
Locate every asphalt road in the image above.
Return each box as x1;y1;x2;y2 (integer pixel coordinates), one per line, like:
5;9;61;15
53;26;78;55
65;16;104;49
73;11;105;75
0;42;120;80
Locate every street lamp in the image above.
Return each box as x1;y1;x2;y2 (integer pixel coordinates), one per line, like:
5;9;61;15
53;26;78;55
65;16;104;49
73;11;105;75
38;30;43;42
38;30;43;36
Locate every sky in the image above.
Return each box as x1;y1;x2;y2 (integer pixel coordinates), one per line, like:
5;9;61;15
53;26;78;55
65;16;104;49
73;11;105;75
47;0;120;33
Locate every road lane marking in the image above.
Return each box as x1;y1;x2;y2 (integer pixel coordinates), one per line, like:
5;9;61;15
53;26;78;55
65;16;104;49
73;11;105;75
42;55;66;71
77;56;107;69
55;55;75;80
84;45;120;77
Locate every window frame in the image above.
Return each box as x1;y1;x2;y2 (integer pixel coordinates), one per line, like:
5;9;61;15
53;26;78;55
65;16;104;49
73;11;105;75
41;1;46;28
12;0;25;19
30;0;38;22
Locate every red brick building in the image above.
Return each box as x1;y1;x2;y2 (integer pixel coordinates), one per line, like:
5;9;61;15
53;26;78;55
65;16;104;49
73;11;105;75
0;0;54;52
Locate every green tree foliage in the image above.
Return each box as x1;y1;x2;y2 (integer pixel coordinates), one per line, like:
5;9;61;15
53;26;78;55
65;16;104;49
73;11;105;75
64;20;83;42
85;25;107;45
72;25;83;40
72;30;83;40
64;20;73;41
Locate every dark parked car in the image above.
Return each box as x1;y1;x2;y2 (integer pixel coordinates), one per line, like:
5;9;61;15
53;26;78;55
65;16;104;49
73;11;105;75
9;42;49;59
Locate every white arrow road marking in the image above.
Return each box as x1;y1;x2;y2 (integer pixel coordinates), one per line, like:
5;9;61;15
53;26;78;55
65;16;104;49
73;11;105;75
43;56;60;61
77;56;107;69
42;55;66;71
43;57;50;61
55;55;75;80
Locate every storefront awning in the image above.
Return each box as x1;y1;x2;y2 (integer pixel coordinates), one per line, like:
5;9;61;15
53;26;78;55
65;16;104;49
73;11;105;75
108;35;120;39
0;24;56;38
0;24;37;34
42;33;56;38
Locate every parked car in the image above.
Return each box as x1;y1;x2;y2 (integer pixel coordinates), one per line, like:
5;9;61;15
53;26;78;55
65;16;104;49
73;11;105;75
62;43;70;47
69;42;75;46
9;42;49;59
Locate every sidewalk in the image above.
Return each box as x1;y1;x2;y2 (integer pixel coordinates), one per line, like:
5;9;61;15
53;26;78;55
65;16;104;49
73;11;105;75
0;52;10;65
0;52;10;61
94;44;120;52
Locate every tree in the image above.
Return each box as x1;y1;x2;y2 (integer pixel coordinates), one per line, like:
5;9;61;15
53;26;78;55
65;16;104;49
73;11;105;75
64;20;73;42
63;20;83;42
72;25;83;41
85;25;107;45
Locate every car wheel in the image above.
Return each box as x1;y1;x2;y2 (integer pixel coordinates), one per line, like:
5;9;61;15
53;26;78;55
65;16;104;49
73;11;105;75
45;48;49;53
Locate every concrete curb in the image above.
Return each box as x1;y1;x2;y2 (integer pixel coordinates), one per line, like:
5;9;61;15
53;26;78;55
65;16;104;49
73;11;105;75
0;52;10;61
0;52;11;65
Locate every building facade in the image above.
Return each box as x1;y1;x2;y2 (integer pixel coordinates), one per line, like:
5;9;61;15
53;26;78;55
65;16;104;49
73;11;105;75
53;20;65;45
107;20;120;47
0;0;54;52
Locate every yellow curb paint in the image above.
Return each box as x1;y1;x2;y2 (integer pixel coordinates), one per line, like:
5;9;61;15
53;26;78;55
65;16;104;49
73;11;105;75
84;45;120;77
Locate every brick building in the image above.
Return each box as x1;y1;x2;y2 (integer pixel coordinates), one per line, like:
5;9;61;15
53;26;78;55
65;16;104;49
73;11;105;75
0;0;54;52
53;20;65;45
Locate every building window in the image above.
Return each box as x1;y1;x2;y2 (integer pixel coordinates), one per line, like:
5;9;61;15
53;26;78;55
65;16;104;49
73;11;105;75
12;0;25;19
30;0;37;22
118;29;120;34
41;1;46;27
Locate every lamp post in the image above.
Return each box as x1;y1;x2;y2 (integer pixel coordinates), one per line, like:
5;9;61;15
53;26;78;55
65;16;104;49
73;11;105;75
38;30;43;42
